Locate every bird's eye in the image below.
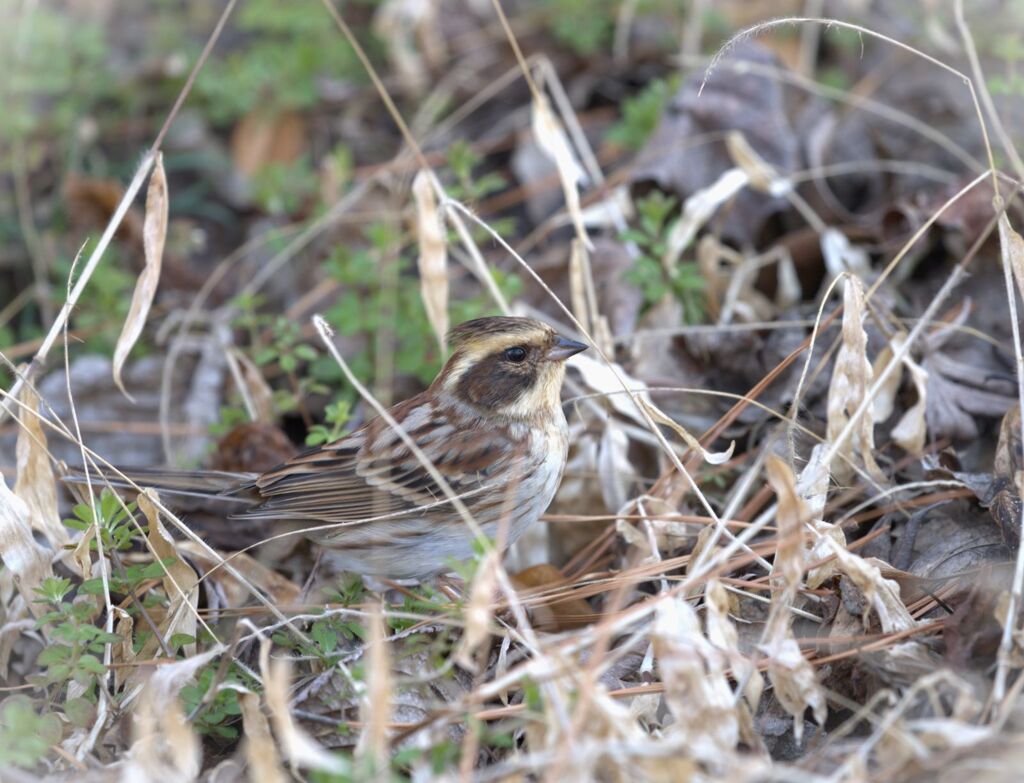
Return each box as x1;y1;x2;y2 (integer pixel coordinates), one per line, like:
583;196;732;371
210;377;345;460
503;346;528;363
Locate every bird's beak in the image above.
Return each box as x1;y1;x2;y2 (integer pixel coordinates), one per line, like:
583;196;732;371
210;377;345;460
546;335;588;362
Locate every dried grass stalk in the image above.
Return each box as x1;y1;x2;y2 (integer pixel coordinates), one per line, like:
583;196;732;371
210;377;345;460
356;601;391;775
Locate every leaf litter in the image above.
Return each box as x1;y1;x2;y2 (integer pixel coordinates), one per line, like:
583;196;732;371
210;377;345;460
7;1;1024;781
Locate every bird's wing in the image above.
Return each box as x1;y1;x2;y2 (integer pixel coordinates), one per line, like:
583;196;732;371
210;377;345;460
236;396;525;526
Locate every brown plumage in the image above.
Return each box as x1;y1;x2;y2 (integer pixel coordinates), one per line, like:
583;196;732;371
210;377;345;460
70;316;587;579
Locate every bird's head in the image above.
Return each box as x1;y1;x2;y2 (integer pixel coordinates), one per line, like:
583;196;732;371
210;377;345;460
433;316;587;421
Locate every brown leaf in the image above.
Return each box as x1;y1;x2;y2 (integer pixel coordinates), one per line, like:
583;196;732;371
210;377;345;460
113;152;167;399
230;109;307;177
511;563;593;632
0;474;54;621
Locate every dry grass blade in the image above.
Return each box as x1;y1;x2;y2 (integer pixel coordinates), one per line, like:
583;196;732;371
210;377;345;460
413;169;449;354
113;152;167;400
356;601;391;776
762;455;826;742
14;384;66;546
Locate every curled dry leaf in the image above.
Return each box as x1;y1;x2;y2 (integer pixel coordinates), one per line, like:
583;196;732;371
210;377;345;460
373;0;430;95
652;594;740;761
725;131;788;195
892;352;928;457
820;228;871;281
261;638;350;774
0;473;54;620
137;490;198;659
531;89;592;249
762;455;826;742
662;167;748;275
705;580;763;718
639;396;735;465
15;384;67;546
241;692;286;783
998;212;1024;306
124;646;221;782
826;276;886;484
113;152;167;399
823;538;915;633
413;169;448;354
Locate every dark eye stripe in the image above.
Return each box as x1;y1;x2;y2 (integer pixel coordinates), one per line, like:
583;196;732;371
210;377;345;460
456;349;536;409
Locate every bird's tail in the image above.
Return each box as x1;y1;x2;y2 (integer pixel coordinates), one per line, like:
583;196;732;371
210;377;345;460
62;466;258;505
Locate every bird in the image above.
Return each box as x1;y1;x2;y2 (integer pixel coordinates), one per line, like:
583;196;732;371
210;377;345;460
68;316;587;580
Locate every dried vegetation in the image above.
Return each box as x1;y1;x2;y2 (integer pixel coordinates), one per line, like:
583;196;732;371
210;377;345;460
4;0;1024;780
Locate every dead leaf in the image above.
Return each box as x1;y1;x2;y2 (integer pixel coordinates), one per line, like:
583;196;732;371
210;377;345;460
0;473;54;621
532;88;591;250
136;490;198;659
231;110;307;177
113;152;167;399
413;170;448;354
511;563;592;632
15;384;67;546
826;276;886;483
762;455;827;742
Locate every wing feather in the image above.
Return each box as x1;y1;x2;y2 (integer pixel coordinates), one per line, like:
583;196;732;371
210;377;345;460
234;395;526;526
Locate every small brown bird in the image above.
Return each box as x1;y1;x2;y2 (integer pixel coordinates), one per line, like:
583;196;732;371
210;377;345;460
76;317;586;580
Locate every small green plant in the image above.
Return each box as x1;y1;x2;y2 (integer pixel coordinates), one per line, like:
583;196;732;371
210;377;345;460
63;489;139;552
53;247;135;355
316;221;522;389
192;0;369;125
306;398;353;446
30;578;121;704
621;191;706;324
445;140;515;239
606;76;678;151
251;157;319;216
0;696;62;768
179;663;249;739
